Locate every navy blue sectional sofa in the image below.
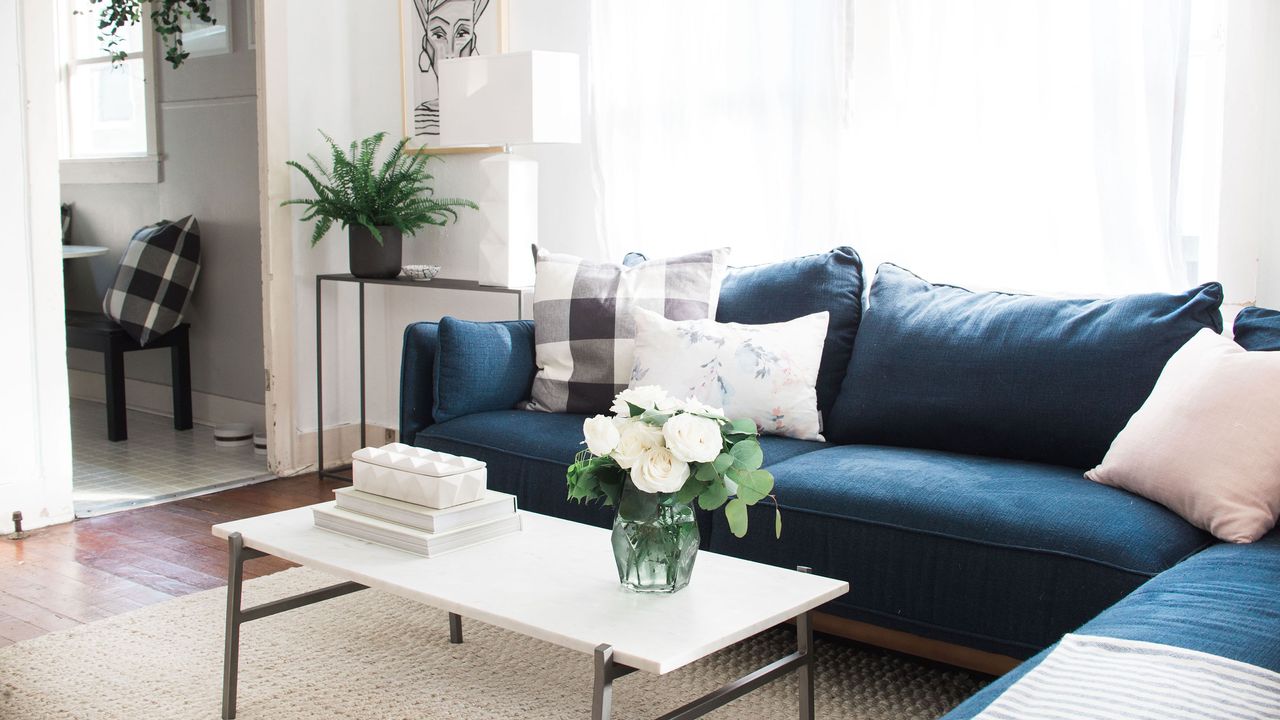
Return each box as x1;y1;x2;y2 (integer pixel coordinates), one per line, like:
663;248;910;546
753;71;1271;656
399;248;1280;711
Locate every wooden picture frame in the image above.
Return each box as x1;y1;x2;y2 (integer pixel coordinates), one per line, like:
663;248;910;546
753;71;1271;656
400;0;508;155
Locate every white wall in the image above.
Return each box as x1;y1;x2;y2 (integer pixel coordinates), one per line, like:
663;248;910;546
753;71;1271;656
0;0;74;532
263;0;596;472
63;0;264;427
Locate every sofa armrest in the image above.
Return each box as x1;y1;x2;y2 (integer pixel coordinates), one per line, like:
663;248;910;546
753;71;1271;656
399;321;440;444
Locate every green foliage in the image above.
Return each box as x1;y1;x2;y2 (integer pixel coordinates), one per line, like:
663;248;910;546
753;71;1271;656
565;405;784;539
282;131;477;247
88;0;215;69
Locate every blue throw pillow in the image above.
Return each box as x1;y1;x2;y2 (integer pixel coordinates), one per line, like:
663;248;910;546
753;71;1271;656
1233;306;1280;351
623;247;864;422
826;264;1223;469
432;317;537;424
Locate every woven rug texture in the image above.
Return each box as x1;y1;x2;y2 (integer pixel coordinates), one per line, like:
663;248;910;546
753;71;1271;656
0;567;987;719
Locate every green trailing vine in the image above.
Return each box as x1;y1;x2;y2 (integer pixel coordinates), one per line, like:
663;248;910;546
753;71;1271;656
88;0;216;69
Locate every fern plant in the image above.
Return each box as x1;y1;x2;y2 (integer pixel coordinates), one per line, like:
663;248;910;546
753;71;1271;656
283;131;478;247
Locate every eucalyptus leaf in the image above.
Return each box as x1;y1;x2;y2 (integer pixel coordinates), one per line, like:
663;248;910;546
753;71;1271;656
729;440;764;471
775;506;783;539
673;479;705;505
698;478;729;511
618;487;659;522
694;463;719;484
725;498;749;538
728;418;758;436
712;453;734;474
733;469;774;505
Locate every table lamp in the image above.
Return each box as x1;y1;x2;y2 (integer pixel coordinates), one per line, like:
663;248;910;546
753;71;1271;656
439;50;581;288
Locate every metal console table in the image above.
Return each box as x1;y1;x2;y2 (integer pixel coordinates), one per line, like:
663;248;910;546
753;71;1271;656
314;273;524;481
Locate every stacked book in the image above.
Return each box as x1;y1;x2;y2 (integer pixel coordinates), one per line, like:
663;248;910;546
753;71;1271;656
313;443;521;557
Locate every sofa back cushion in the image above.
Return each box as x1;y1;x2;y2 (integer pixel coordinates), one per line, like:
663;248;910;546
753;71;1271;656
1233;306;1280;351
716;247;864;423
433;317;537;424
825;264;1224;468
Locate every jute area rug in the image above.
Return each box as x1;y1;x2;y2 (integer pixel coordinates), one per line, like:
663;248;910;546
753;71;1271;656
0;567;987;719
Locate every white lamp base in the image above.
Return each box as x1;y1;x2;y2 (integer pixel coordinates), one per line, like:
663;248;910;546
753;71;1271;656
476;153;537;288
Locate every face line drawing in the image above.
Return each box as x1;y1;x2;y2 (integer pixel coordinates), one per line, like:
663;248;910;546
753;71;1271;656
412;0;490;137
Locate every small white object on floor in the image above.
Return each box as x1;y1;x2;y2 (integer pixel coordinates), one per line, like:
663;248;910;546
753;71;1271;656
214;423;254;448
352;443;487;509
973;633;1280;720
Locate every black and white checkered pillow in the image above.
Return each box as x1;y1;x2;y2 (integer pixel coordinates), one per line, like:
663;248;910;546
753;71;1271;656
527;247;729;414
103;216;201;346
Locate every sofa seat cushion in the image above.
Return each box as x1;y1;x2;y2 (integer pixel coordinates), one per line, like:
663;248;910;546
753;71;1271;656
943;532;1280;718
415;410;827;528
707;444;1213;658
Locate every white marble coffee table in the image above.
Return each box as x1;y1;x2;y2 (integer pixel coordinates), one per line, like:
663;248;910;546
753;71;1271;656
212;507;848;720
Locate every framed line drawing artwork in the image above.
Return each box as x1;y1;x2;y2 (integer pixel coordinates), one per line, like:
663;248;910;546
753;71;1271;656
401;0;508;154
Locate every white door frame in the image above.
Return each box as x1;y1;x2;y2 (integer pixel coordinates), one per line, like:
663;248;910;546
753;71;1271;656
255;0;303;476
1;0;74;533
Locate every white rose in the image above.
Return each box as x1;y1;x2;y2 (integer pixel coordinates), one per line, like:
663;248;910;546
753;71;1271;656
611;385;673;417
662;413;724;464
630;446;692;494
611;420;665;469
680;397;727;419
582;415;620;456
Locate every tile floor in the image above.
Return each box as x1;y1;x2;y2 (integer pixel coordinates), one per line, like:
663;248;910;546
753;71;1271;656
71;399;271;517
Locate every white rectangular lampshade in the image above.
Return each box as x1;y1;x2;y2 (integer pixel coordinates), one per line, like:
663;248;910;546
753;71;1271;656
439;51;581;147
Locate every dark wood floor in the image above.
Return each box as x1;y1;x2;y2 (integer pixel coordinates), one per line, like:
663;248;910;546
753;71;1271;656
0;474;344;647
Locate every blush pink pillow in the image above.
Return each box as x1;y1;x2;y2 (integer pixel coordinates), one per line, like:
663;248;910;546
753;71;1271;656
1086;328;1280;543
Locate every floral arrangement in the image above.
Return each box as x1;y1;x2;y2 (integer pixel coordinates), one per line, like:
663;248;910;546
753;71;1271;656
567;386;781;538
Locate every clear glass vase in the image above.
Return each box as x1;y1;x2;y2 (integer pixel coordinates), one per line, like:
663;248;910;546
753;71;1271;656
611;501;699;593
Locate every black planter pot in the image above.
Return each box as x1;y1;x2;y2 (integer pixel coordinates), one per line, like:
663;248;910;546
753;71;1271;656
348;225;403;279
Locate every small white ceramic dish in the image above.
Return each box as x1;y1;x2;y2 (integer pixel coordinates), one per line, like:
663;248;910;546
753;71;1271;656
402;264;441;281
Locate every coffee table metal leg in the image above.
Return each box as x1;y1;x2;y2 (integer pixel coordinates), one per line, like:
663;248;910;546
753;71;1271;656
220;533;367;719
797;610;814;720
449;612;463;644
796;566;815;720
590;568;818;719
593;644;614;720
223;533;255;720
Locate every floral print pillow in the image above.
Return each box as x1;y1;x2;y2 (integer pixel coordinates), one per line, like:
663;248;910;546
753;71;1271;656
630;308;830;441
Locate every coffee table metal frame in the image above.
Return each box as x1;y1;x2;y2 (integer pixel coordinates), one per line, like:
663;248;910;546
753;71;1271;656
221;531;817;720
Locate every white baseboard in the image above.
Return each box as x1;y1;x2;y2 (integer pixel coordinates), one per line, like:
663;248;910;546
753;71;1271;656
286;423;399;476
68;369;266;429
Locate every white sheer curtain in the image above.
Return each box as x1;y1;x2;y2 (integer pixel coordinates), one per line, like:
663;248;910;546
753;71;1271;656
848;0;1192;294
588;0;851;265
590;1;1193;294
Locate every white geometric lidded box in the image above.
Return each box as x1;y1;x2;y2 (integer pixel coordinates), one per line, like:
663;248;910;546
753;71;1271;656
351;443;488;509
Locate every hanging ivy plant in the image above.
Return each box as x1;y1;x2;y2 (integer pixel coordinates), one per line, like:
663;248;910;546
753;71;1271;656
88;0;217;69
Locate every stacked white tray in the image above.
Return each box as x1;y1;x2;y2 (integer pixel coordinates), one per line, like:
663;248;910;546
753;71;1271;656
351;443;487;509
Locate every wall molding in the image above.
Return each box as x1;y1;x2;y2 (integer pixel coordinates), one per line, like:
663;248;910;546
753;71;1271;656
69;369;265;429
160;94;257;111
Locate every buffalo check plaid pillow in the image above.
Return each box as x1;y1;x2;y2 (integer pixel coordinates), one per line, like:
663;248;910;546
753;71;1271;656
103;216;202;346
527;247;730;414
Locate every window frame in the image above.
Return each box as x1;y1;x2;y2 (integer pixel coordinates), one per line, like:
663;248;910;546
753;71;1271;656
56;1;162;184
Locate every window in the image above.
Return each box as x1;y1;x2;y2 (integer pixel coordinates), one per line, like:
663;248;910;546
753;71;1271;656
1176;0;1228;288
56;0;160;183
